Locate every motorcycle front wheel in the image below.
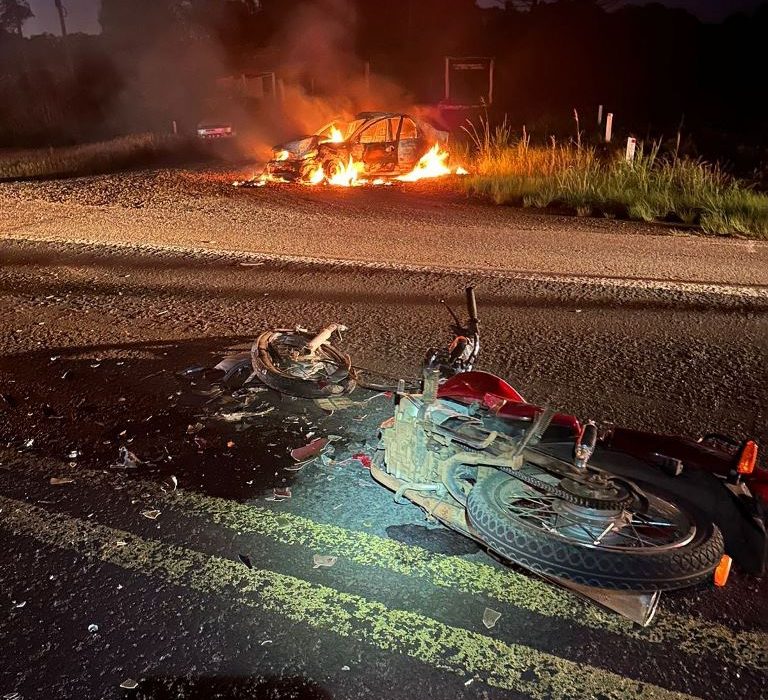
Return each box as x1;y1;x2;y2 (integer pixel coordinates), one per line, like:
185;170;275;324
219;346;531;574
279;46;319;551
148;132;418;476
466;469;724;591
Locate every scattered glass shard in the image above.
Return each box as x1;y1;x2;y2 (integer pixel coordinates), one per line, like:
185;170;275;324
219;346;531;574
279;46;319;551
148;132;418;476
313;554;337;569
482;607;501;629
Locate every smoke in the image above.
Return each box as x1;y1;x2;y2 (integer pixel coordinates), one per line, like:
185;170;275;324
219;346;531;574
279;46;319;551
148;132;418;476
95;0;431;160
240;0;422;159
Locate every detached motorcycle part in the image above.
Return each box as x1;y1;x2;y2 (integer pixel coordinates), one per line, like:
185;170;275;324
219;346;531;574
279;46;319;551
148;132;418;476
251;328;355;398
467;470;724;591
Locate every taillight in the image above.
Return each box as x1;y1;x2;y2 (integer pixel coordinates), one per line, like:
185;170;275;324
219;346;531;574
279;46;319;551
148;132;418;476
714;554;732;587
737;440;758;475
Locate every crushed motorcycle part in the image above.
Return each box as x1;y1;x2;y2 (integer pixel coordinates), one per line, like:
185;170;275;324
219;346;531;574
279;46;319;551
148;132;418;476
251;328;355;398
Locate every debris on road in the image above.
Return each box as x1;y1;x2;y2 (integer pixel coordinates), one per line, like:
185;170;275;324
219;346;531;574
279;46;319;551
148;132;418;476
140;509;161;520
313;554;338;569
119;679;139;690
88;624;99;633
216;407;275;422
161;475;178;492
314;396;358;412
179;365;205;377
290;437;328;461
482;608;501;629
284;459;314;472
353;453;372;469
272;487;291;500
238;554;253;569
49;477;75;485
113;446;141;469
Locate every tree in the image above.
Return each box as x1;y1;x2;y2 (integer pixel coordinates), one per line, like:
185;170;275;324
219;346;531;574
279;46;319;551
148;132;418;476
0;0;33;36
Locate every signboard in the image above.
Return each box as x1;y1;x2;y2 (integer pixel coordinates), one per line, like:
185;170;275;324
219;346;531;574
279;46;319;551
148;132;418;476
444;57;494;108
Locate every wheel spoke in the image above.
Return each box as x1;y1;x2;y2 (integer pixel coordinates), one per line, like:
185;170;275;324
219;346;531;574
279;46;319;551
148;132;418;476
497;470;693;552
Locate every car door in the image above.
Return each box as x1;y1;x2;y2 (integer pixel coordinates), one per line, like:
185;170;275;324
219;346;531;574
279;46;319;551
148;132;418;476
357;117;399;173
397;117;421;171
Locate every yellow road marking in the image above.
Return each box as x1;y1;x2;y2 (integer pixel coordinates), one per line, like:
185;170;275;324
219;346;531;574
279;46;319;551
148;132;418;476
3;452;767;671
0;495;702;700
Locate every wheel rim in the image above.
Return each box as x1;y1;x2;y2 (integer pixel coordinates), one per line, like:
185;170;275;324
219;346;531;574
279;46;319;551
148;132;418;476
498;466;696;552
260;331;351;394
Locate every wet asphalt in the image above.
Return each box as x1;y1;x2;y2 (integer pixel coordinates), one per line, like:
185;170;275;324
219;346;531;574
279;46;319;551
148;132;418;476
0;236;767;700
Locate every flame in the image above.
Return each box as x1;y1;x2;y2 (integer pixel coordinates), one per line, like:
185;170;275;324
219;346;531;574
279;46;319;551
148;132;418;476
235;140;468;188
320;125;345;144
306;165;325;185
397;144;452;182
327;156;364;187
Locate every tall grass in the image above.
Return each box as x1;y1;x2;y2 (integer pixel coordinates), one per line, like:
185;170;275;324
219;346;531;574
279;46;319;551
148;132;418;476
0;133;198;181
463;116;768;239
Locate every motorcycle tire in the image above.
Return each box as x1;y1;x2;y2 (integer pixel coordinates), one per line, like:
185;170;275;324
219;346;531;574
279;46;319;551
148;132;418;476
251;331;356;399
466;471;724;591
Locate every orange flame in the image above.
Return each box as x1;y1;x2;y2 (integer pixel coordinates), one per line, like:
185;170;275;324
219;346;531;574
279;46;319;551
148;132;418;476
327;156;364;187
398;144;453;182
320;125;345;144
306;165;325;185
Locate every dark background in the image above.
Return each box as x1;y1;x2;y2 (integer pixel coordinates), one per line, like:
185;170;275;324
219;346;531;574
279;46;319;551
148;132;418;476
1;0;766;176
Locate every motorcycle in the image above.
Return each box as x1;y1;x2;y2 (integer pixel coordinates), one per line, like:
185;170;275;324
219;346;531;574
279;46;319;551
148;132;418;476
247;287;765;624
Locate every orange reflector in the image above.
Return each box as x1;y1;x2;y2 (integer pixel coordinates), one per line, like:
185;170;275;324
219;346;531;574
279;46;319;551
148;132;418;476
737;440;758;475
714;554;732;587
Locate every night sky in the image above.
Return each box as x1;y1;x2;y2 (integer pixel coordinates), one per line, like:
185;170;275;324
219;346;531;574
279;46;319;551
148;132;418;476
22;0;765;36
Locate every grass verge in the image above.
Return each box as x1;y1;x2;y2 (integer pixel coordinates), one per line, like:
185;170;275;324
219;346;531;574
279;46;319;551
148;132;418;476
463;118;768;240
0;133;200;181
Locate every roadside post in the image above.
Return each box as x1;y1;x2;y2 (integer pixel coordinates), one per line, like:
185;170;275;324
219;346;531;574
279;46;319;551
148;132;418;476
597;104;603;126
605;113;613;143
625;137;637;162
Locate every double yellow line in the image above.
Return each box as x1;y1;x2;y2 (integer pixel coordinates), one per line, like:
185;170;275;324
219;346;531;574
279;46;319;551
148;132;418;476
12;458;762;671
0;495;701;700
3;451;766;673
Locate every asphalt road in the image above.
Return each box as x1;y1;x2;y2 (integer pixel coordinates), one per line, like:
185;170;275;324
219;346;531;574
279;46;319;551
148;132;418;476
1;174;767;700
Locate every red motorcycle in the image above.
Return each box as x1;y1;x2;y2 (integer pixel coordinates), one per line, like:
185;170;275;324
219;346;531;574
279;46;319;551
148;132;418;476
250;287;765;621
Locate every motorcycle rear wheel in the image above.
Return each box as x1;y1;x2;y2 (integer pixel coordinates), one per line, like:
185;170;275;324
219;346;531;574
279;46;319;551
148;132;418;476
466;470;723;591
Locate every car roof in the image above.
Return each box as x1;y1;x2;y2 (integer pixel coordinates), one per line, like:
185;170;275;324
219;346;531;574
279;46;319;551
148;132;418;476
354;111;409;121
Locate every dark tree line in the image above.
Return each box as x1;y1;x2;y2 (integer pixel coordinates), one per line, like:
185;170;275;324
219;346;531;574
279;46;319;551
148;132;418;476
0;0;766;168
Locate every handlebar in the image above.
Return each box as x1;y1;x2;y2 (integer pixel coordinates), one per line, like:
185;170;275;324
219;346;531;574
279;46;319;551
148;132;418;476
465;286;479;331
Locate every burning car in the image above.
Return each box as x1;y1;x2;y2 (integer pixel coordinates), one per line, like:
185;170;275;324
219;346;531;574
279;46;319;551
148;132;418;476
264;111;456;185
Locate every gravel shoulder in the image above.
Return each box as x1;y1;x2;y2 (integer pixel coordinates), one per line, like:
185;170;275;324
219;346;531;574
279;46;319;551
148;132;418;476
2;167;768;286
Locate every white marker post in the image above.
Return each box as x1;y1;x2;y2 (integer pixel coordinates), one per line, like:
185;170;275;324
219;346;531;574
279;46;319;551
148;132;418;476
597;104;603;126
625;137;637;162
605;113;613;143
